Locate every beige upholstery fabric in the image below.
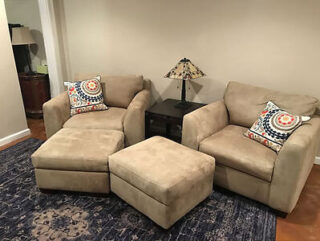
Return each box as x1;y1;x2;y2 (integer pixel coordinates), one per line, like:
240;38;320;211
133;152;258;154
182;81;320;213
270;116;320;213
109;136;215;228
42;73;150;146
143;79;151;90
32;128;124;193
111;172;213;229
32;128;124;172
182;100;229;150
74;73;151;91
74;73;144;108
224;81;320;128
35;169;110;194
124;89;151;146
43;92;70;138
109;136;215;205
214;164;270;204
102;75;144;108
63;107;126;131
200;125;277;182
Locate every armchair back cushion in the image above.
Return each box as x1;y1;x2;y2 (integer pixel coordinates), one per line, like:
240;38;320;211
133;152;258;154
74;73;144;108
224;81;320;128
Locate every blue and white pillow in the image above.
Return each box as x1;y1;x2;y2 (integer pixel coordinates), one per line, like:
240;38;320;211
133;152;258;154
244;101;310;152
67;76;107;116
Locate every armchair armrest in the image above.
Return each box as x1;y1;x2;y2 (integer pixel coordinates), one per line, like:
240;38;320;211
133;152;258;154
43;92;71;138
181;100;229;150
124;89;151;146
270;116;320;213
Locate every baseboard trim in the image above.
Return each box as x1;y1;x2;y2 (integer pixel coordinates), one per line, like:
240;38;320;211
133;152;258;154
0;129;31;147
315;156;320;165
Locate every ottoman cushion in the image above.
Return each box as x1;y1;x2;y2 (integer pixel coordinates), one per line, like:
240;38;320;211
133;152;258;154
109;136;215;228
32;128;124;172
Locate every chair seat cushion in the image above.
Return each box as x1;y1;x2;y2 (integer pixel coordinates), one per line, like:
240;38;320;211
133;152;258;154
63;107;126;131
109;136;215;205
199;125;277;182
32;128;124;172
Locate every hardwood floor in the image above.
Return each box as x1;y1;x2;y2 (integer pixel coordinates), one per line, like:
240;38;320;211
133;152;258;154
0;118;319;240
276;165;320;241
0;119;46;152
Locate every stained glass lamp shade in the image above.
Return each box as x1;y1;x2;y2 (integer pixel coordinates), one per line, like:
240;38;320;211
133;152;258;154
165;58;205;108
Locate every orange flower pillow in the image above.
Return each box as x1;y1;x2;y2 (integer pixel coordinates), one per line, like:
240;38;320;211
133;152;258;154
67;76;107;116
244;101;310;152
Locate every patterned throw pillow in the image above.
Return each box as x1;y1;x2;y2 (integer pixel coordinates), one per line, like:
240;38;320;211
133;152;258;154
244;101;310;152
67;76;107;116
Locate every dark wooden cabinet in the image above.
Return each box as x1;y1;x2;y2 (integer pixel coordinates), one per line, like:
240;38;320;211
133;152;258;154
18;73;50;119
145;99;206;142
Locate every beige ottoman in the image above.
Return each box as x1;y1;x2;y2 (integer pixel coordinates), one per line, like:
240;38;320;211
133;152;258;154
109;136;215;229
32;128;124;193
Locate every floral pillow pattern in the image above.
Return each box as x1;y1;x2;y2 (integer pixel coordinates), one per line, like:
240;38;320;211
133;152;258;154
67;76;107;116
244;101;310;152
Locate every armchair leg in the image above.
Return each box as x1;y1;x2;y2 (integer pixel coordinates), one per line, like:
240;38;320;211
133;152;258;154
273;209;288;218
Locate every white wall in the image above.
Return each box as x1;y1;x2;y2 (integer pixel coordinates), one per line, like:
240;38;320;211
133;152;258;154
4;0;46;71
0;0;29;142
54;0;320;105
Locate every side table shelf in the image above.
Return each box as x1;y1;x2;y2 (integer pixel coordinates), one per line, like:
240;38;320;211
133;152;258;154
145;99;205;143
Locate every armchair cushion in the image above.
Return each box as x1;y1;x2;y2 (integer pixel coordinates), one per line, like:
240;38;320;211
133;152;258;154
199;125;277;182
103;75;144;108
224;81;319;128
32;128;124;172
63;107;126;131
74;73;144;108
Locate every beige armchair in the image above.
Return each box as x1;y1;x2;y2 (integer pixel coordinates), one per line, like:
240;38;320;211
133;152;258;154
43;74;151;146
182;81;320;214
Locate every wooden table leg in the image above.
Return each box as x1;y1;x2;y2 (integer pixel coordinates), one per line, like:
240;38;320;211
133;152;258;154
166;122;171;139
145;113;151;139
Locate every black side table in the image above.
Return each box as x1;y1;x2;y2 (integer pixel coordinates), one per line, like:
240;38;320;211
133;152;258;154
145;99;206;142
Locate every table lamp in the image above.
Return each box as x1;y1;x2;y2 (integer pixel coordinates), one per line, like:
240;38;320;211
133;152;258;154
165;58;205;108
11;27;36;74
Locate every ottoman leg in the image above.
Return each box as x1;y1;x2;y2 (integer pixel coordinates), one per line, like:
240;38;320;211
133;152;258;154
39;188;58;194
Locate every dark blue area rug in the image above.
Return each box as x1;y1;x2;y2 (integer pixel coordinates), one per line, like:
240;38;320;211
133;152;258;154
0;138;276;241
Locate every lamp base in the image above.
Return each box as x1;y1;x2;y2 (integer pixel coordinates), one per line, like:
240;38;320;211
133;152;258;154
174;101;192;109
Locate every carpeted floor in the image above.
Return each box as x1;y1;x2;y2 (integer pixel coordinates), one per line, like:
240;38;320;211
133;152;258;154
0;138;276;241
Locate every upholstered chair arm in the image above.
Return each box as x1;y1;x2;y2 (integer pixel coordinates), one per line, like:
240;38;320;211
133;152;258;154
124;89;151;146
269;116;320;213
182;100;229;150
43;92;71;139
